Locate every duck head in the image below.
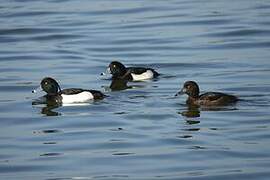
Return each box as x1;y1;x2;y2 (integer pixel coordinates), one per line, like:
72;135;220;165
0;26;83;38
32;77;61;95
176;81;200;98
108;61;127;78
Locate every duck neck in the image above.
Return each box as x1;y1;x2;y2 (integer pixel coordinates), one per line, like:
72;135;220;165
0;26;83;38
113;69;132;81
189;87;200;99
187;96;199;104
121;69;132;80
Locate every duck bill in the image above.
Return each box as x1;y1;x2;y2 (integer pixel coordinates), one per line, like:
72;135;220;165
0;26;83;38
100;67;112;76
106;67;112;74
175;88;186;96
32;85;43;93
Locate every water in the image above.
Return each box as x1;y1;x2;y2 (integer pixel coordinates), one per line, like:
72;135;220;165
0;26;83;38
1;0;270;179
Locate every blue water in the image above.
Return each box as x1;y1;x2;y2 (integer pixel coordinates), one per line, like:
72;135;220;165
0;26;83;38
0;0;270;179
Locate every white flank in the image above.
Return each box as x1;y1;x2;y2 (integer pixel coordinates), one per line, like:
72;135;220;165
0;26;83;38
131;70;154;81
61;91;94;104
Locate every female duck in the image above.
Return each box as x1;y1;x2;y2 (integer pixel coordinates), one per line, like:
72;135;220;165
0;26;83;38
107;61;159;81
32;77;105;105
176;81;238;106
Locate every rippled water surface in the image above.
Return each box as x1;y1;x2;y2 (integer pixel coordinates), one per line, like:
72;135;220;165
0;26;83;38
1;0;270;179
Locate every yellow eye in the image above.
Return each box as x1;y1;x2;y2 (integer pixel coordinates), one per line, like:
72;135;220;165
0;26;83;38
113;65;116;68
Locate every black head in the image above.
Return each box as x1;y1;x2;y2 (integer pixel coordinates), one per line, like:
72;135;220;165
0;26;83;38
176;81;200;98
108;61;127;78
41;77;61;95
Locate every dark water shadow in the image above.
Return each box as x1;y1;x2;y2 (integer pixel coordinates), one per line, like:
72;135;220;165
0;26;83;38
32;96;61;116
179;104;238;118
33;129;62;134
30;105;61;117
102;78;153;92
32;97;108;117
101;79;131;92
109;79;131;91
40;105;61;116
200;106;238;111
40;152;62;157
180;105;201;118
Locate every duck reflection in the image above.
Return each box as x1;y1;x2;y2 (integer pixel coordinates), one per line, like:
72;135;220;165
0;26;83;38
41;104;61;116
32;99;61;116
180;105;201;118
180;104;238;118
178;105;201;130
102;78;147;92
109;79;131;91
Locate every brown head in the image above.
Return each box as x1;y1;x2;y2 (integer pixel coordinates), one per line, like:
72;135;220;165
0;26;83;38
176;81;200;98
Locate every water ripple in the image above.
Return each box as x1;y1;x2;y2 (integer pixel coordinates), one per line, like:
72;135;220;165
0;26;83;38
0;0;270;179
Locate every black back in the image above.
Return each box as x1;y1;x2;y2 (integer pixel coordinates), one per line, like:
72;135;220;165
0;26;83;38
109;61;159;80
127;67;159;77
61;88;105;100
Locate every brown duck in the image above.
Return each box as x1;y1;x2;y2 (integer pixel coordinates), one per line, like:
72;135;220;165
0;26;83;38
176;81;238;106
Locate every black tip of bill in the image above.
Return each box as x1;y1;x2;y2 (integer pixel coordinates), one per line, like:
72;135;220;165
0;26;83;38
175;88;185;97
32;86;42;94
